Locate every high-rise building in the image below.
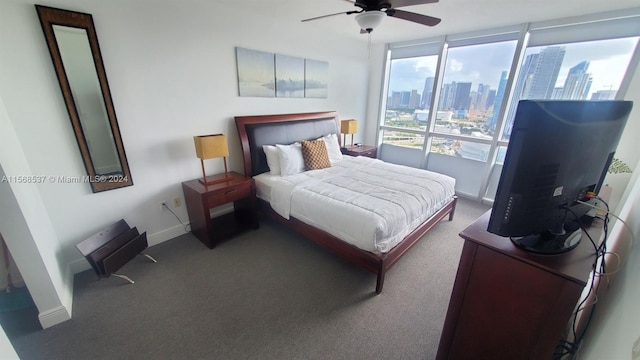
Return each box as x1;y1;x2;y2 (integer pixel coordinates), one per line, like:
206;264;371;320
422;77;435;109
453;82;472;110
439;83;455;110
551;87;564;99
476;84;491;111
526;46;566;99
389;92;402;107
502;47;565;139
400;91;411;107
561;61;592;100
488;71;508;130
409;90;421;109
390;91;413;108
591;89;617;100
485;89;496;109
516;53;539;100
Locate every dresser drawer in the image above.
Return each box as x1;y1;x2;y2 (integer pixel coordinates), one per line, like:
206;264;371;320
206;181;252;206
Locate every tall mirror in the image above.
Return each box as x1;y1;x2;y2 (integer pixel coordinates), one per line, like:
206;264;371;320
36;5;133;192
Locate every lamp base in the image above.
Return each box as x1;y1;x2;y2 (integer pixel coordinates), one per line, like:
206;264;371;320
199;172;231;186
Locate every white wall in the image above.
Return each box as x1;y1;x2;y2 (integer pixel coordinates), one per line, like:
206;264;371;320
580;158;640;359
0;0;371;327
0;96;72;328
0;325;19;360
602;47;640;211
579;53;640;358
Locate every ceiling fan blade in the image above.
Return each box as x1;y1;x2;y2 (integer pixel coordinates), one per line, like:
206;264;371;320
301;11;352;22
390;0;439;8
389;9;441;26
355;0;438;11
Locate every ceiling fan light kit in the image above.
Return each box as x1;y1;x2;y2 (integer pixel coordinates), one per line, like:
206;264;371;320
302;0;441;34
355;11;386;33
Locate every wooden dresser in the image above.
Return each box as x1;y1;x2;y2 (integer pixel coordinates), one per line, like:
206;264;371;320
436;210;601;359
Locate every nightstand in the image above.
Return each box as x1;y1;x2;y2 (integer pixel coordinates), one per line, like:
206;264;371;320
341;145;377;158
182;171;259;248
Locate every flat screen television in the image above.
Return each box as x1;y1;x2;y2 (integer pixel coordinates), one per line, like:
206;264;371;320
487;100;633;254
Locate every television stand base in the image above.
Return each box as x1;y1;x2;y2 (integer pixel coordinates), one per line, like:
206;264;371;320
511;229;582;255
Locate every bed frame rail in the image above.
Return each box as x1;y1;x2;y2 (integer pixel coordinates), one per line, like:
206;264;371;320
235;111;458;294
258;196;457;294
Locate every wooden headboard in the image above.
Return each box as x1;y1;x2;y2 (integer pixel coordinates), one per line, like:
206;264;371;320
234;111;340;177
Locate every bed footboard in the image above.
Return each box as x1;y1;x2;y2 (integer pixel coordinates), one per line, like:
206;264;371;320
260;196;457;294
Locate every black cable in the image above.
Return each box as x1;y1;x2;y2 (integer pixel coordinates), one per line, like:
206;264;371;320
555;196;613;358
572;212;611;352
556;206;605;357
571;256;599;349
594;196;610;255
565;207;598;253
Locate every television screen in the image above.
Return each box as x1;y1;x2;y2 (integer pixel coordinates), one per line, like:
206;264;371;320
487;100;633;254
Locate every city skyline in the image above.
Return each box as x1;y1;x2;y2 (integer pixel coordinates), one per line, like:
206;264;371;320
387;37;637;100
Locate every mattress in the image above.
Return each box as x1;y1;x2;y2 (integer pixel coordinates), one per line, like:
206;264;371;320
254;156;456;253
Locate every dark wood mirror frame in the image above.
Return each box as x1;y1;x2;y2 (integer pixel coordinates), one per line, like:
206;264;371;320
36;5;133;192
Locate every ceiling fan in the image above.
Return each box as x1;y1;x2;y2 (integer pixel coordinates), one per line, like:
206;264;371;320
302;0;441;34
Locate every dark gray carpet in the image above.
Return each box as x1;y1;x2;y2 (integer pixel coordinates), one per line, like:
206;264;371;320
8;197;489;360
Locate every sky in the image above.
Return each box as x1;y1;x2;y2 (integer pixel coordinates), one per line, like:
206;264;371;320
388;37;639;96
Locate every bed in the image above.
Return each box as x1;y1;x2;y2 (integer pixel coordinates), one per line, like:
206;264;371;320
235;111;457;294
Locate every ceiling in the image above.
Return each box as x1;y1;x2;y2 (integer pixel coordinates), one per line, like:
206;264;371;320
213;0;640;44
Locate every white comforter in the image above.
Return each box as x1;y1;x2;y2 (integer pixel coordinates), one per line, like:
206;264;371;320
264;156;455;253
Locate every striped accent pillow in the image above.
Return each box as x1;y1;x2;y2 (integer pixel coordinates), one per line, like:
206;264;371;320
301;140;331;170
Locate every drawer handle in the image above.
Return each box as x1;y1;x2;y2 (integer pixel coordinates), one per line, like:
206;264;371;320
225;189;237;195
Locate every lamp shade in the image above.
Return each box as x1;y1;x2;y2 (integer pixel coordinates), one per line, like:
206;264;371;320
340;120;358;135
355;11;385;32
194;134;228;160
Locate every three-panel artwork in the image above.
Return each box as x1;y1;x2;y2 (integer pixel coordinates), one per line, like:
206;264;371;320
236;47;328;98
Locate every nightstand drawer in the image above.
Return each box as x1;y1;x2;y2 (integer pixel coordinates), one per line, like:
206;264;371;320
341;145;377;159
358;149;376;157
206;182;251;206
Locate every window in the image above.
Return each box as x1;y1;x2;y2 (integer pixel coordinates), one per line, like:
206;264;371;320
383;55;438;148
379;12;640;201
501;37;639;140
432;40;517;160
381;129;425;149
430;137;492;162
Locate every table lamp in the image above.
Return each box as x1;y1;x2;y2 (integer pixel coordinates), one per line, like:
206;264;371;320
194;133;229;185
340;119;358;147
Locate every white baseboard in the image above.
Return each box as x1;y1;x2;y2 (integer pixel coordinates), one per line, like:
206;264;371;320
146;223;189;247
38;305;71;329
68;257;91;275
35;263;75;329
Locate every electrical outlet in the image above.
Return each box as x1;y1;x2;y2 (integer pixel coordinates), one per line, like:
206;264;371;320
173;197;182;208
160;200;168;212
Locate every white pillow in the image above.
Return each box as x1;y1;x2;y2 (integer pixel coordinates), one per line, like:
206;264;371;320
276;143;305;176
262;145;281;175
318;133;343;165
